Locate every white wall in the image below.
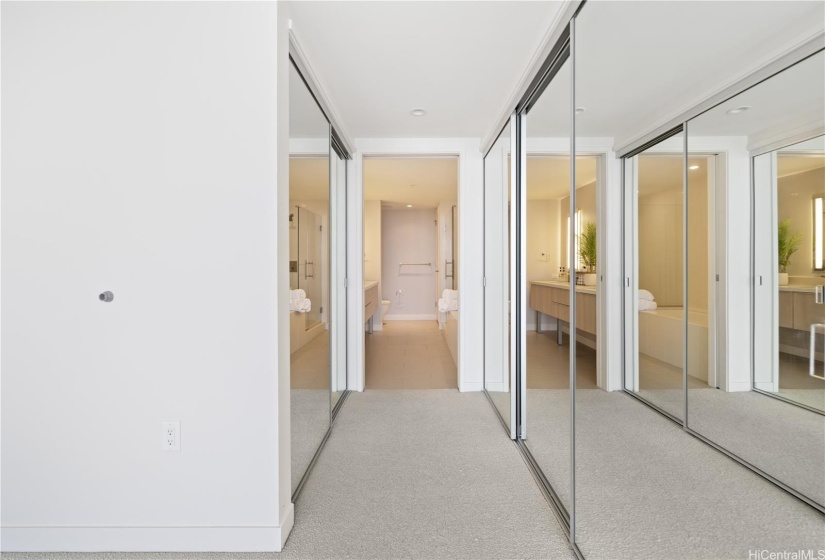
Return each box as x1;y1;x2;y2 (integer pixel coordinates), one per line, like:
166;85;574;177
1;2;293;551
382;208;438;319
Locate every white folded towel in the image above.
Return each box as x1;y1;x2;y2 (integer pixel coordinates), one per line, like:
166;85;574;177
289;289;311;312
290;297;311;313
638;289;655;301
638;299;658;311
438;298;458;313
442;289;458;301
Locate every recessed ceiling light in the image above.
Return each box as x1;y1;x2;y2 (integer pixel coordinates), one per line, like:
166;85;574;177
575;107;586;115
410;108;426;117
689;165;700;170
726;106;751;115
406;204;413;208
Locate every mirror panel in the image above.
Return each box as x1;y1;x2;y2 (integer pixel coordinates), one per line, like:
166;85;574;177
289;61;331;493
625;136;687;421
330;146;347;411
522;56;573;511
687;50;825;508
484;121;513;435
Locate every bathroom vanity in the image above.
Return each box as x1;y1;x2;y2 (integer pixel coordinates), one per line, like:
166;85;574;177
530;280;596;343
365;280;379;333
778;285;822;330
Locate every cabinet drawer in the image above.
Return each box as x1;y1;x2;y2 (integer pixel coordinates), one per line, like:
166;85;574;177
550;287;569;305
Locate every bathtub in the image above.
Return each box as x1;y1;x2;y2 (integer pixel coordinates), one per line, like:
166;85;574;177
638;308;710;382
442;310;459;367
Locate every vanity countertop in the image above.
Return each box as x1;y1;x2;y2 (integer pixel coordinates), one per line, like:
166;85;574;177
531;279;597;295
778;285;817;293
364;280;379;291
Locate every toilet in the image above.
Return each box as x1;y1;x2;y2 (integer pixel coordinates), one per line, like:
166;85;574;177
381;300;391;323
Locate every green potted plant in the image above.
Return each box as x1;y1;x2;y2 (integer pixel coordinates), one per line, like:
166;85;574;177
579;221;597;286
778;218;801;286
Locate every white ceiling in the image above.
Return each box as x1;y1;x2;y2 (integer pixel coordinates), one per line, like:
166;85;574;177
289;1;565;137
573;1;824;143
526;156;597;199
290;1;823;145
778;153;825;179
637;155;711;196
364;157;457;208
687;52;824;143
290;62;329;138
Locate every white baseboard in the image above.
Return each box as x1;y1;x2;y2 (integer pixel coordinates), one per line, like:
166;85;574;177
459;380;483;392
753;381;778;392
484;381;509;392
727;380;754;392
384;314;437;321
2;506;295;553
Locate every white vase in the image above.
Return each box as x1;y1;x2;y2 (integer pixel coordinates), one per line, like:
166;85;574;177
778;272;789;286
584;273;598;286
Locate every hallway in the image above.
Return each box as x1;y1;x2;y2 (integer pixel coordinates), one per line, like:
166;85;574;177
3;391;576;560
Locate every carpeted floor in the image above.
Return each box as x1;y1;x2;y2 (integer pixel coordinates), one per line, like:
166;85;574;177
526;388;825;560
4;390;824;560
625;387;825;505
278;390;575;559
686;388;825;505
291;389;330;493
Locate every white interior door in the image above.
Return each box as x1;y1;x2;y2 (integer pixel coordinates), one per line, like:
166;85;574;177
753;152;779;392
624;157;640;392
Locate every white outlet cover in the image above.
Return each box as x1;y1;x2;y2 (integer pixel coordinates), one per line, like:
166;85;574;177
162;421;181;452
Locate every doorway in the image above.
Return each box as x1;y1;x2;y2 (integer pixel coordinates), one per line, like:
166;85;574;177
362;156;459;389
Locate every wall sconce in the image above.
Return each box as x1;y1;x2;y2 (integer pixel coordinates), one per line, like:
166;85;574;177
567;210;582;271
814;196;825;270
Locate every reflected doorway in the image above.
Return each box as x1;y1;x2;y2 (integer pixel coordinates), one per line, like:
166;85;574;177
362;156;459;389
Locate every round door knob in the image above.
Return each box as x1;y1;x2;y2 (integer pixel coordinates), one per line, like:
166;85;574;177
99;291;114;303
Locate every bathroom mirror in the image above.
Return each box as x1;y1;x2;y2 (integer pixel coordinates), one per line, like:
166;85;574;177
484;119;514;436
687;50;825;509
289;60;332;495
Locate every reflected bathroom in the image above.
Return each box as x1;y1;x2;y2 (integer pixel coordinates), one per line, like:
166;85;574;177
288;59;333;496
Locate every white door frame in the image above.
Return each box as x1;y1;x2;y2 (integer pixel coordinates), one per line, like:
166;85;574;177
347;138;484;392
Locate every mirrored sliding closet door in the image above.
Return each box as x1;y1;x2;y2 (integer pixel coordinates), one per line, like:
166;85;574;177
623;132;687;421
289;60;332;495
521;51;574;514
484;119;515;436
687;50;825;510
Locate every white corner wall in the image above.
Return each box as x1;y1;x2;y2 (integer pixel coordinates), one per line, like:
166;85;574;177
1;2;293;551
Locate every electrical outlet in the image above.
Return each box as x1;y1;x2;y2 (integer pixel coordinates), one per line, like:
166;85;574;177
162;421;180;452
